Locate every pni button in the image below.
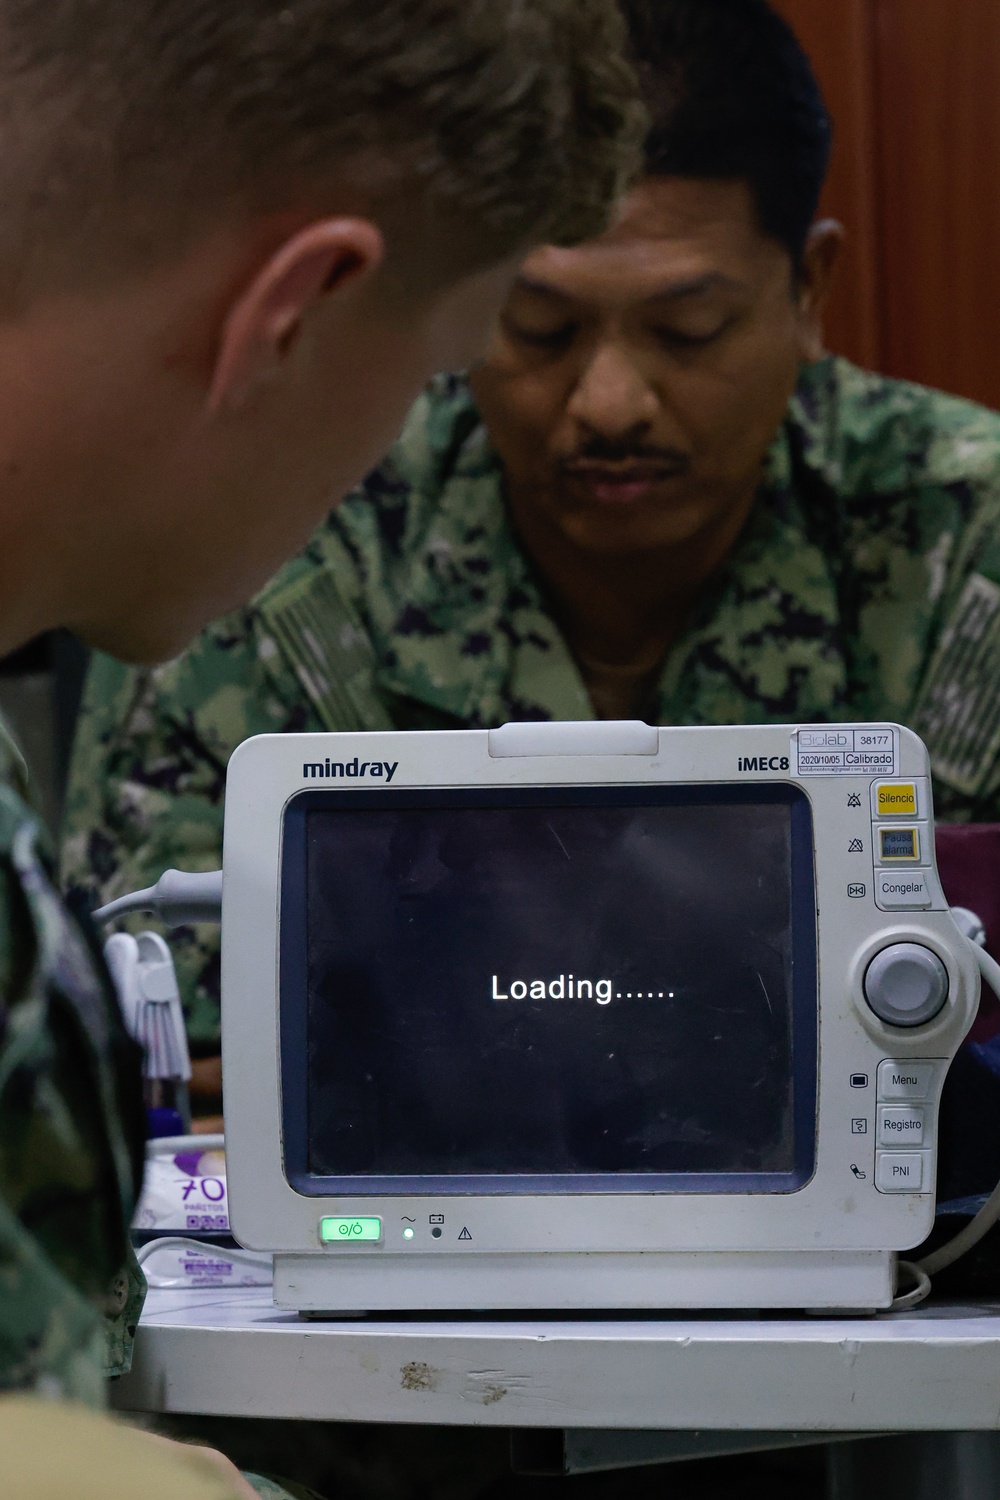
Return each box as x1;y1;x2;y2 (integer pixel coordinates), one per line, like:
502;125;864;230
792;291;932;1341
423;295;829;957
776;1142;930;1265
873;782;918;818
877;1059;939;1102
878;1105;926;1146
875;1151;929;1193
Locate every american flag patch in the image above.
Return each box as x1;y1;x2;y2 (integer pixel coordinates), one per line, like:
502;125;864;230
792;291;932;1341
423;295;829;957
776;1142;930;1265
913;573;1000;796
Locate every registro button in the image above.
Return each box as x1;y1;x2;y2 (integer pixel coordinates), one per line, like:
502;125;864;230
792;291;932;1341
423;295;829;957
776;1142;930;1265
878;1105;925;1146
875;1152;929;1193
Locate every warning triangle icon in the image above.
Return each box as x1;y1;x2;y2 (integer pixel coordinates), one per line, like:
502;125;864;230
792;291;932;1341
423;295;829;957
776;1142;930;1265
458;1226;472;1241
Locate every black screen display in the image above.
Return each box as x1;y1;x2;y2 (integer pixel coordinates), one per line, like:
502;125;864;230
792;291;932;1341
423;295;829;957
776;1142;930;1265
281;786;816;1194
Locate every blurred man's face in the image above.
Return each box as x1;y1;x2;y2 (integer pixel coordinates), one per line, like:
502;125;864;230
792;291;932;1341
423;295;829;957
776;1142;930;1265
470;177;830;562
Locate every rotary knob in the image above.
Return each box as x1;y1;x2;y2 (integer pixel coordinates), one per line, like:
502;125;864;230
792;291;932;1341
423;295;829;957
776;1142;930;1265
863;943;949;1028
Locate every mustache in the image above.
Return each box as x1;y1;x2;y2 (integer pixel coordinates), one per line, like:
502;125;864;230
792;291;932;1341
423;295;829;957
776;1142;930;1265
559;439;691;472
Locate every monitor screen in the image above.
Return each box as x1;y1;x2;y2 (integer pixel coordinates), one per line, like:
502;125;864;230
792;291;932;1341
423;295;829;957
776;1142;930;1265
280;785;816;1195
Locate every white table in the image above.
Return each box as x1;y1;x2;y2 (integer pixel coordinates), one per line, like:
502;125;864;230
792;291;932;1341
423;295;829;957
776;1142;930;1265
114;1287;1000;1434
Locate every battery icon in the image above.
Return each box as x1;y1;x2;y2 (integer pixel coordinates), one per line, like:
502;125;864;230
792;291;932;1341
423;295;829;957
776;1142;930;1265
429;1213;445;1224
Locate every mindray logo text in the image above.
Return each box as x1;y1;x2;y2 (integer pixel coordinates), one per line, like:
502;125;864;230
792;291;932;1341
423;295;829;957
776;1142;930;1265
302;757;398;782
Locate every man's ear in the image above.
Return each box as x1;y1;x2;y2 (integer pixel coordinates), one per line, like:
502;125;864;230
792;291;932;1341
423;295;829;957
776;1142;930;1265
795;218;845;362
209;218;385;412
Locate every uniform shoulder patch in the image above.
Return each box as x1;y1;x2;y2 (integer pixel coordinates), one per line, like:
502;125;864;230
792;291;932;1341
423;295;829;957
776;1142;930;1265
912;572;1000;796
257;566;393;734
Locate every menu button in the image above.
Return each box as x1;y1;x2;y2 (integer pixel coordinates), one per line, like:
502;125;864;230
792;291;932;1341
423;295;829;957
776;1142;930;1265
877;1059;939;1102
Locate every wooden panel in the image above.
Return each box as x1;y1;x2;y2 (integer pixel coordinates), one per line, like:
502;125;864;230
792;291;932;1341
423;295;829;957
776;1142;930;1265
772;0;883;368
874;0;1000;409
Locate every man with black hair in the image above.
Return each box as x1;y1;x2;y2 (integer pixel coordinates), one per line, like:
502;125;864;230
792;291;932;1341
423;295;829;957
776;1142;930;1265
67;0;1000;1080
0;0;641;1492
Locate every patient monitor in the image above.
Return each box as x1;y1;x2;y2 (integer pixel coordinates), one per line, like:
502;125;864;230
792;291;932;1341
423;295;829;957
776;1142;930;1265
220;721;980;1313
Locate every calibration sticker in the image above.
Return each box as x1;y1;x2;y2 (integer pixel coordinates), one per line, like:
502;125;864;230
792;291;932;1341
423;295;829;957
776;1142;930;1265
792;727;898;778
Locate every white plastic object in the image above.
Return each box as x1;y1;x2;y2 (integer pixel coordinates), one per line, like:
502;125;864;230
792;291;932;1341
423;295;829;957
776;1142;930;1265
488;720;658;757
133;1135;228;1236
136;1236;272;1290
892;940;1000;1310
104;930;191;1082
951;906;987;947
223;723;979;1315
94;868;223;927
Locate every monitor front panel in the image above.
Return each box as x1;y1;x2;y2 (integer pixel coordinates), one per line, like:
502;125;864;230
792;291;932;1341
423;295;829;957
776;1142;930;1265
280;785;816;1195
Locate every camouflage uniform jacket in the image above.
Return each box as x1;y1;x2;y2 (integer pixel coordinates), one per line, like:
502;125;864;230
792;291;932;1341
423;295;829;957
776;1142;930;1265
0;718;145;1404
63;355;1000;1049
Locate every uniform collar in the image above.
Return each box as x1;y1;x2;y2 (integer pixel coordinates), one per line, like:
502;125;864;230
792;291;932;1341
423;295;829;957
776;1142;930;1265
360;380;582;725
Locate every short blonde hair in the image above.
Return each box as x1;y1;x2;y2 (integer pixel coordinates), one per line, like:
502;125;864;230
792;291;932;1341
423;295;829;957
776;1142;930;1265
0;0;644;302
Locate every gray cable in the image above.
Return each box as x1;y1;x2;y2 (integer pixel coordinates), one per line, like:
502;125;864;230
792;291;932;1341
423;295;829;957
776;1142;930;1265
93;869;223;927
916;948;1000;1275
891;943;1000;1310
892;1259;932;1311
135;1236;269;1270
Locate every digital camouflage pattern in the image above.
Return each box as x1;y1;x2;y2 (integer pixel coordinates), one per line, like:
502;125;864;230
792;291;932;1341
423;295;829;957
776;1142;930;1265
0;717;145;1405
63;355;1000;1050
0;725;312;1498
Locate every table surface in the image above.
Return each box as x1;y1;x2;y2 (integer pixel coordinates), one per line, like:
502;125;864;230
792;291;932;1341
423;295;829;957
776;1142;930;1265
112;1287;1000;1433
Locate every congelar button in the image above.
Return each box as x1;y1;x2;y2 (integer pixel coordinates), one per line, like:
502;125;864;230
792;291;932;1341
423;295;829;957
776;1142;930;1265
863;944;949;1028
875;869;933;909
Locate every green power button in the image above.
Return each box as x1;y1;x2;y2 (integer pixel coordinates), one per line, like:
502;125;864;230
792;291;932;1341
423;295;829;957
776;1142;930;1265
320;1216;382;1244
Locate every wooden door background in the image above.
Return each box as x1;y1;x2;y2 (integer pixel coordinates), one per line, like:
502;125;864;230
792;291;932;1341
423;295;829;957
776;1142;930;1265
774;0;1000;411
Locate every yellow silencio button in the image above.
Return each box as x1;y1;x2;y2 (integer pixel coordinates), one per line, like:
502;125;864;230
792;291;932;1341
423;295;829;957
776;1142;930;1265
877;783;917;818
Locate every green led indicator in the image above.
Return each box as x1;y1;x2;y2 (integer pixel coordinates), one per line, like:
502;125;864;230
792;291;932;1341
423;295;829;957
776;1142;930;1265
402;1226;415;1240
320;1216;382;1244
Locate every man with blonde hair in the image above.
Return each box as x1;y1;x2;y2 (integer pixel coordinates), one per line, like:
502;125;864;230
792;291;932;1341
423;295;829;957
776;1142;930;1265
0;1;641;1492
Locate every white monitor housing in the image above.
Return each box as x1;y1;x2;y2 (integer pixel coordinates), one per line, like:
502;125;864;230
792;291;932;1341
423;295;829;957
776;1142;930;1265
221;721;979;1313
